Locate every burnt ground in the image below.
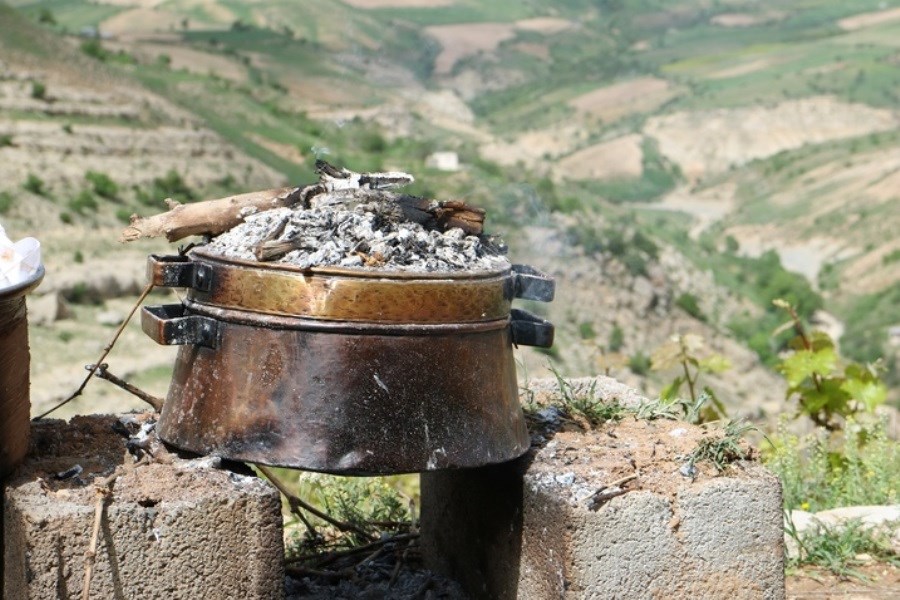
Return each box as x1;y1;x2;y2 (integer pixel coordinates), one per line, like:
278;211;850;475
286;558;468;600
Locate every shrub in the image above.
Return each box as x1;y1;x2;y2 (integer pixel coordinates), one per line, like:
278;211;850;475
628;351;651;375
621;252;648;277
23;173;46;196
59;211;73;224
882;249;900;265
38;8;56;25
68;190;98;214
566;222;605;255
0;134;13;147
151;169;195;203
360;131;387;153
632;231;659;259
786;519;900;579
81;39;107;60
675;292;705;321
63;282;103;305
0;192;12;214
766;418;898;512
578;321;596;340
725;235;740;253
85;171;119;200
608;324;624;352
30;81;46;100
115;208;133;224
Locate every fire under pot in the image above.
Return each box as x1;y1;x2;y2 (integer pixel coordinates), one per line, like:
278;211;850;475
142;249;554;475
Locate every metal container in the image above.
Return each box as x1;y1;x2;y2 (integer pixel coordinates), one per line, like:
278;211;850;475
142;250;554;475
0;266;44;480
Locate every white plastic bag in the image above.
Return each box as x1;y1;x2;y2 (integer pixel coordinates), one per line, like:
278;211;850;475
0;222;42;289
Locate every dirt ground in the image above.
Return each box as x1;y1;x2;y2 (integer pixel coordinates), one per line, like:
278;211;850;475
109;41;249;83
568;77;676;123
554;133;644;181
707;58;774;80
341;0;456;7
710;12;785;28
643;97;898;180
838;7;900;31
514;17;573;34
426;23;517;75
524;407;757;505
100;7;190;36
478;123;585;168
786;563;900;599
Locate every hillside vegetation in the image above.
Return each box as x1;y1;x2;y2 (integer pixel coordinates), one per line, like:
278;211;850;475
1;0;898;415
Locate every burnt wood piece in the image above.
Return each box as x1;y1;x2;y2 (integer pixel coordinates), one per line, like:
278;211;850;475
395;196;485;236
119;187;305;243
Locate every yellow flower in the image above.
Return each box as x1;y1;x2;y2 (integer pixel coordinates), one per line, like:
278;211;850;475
800;502;810;511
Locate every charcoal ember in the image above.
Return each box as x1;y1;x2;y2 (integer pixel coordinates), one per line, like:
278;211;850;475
205;200;508;273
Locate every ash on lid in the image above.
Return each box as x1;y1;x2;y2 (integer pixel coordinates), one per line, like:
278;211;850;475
205;167;510;273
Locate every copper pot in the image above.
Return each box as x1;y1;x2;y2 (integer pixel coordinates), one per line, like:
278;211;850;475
143;250;553;474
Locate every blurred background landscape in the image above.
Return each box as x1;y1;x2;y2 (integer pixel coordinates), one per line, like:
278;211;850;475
0;0;897;424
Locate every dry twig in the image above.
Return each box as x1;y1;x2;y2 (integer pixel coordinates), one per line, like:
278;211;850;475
257;465;374;543
82;477;113;600
89;363;165;412
584;473;639;509
287;533;419;566
82;456;150;599
34;283;155;421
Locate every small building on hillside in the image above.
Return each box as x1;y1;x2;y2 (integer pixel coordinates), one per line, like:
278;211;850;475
425;151;460;172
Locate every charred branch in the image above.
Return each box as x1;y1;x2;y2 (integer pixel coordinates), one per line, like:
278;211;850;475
119;187;303;243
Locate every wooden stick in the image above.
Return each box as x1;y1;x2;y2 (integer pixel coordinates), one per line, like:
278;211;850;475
119;187;302;243
89;363;164;412
33;283;155;421
81;471;119;600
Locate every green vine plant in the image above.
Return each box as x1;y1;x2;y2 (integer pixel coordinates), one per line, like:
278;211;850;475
772;299;887;431
650;333;730;424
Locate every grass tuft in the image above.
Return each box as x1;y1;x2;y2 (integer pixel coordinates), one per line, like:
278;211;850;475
787;518;900;579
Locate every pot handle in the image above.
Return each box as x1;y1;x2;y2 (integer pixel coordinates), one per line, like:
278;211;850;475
147;254;212;292
512;264;555;302
510;308;554;348
142;304;220;348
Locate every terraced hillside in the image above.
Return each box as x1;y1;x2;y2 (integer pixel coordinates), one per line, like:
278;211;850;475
2;0;898;414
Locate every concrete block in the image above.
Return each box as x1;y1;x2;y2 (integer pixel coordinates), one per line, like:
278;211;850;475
422;377;784;600
3;414;284;600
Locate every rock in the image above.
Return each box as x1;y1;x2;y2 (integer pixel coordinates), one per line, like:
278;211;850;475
784;506;900;557
96;310;125;326
526;374;650;409
26;292;72;326
813;505;900;529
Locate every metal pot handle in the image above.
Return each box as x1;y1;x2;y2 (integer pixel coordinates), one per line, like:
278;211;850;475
147;255;212;292
510;308;554;348
511;264;555;302
142;304;219;348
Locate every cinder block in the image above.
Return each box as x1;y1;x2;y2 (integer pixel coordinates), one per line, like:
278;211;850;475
3;414;284;600
421;376;785;600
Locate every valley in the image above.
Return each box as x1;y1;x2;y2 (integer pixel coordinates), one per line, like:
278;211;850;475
1;0;898;419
